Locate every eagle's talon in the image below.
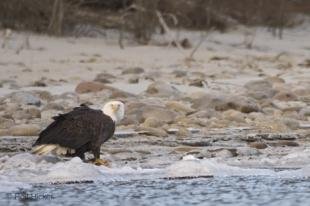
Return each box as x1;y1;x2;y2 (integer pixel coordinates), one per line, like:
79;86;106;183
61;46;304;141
91;158;110;167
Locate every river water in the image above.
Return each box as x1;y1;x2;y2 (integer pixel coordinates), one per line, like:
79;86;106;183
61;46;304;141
1;176;310;206
0;153;310;206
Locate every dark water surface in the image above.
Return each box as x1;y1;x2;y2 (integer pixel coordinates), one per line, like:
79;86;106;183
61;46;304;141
1;176;310;206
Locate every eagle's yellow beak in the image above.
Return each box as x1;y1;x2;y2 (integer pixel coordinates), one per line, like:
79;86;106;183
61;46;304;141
111;104;120;112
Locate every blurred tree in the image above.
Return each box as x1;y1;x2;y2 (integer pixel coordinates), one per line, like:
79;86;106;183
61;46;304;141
48;0;64;35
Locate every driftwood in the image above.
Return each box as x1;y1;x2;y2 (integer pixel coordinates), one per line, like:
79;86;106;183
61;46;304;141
155;10;184;53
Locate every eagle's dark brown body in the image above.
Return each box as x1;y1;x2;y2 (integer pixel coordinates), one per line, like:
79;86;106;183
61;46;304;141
33;105;115;160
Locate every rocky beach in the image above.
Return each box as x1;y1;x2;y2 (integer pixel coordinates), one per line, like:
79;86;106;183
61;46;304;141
1;24;310;170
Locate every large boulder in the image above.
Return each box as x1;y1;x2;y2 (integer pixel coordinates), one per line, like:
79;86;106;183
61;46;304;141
165;101;195;115
192;93;260;113
75;81;133;99
273;91;298;101
9;91;41;106
244;79;276;100
145;81;181;97
141;105;178;124
75;81;107;94
125;102;179;124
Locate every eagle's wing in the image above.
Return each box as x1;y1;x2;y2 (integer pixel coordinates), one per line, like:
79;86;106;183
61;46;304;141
33;106;109;149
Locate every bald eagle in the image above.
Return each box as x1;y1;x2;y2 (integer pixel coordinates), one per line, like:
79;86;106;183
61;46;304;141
32;101;124;166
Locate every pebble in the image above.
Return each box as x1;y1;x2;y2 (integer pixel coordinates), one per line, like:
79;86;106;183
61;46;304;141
128;76;139;84
188;79;207;87
172;70;187;78
248;142;268;149
32;79;47;87
94;72;115;83
122;67;144;75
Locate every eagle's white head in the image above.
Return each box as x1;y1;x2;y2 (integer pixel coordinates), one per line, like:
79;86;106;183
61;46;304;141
102;101;125;123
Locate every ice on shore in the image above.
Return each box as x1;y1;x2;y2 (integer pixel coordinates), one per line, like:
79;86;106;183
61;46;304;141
1;152;310;193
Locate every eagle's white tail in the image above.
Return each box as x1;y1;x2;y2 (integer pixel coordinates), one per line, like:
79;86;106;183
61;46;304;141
32;144;75;155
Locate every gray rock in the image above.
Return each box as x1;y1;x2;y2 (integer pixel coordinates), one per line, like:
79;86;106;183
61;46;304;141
145;81;181;97
212;148;236;158
12;107;41;120
32;79;47;87
281;118;300;130
192;93;260;113
245;79;276;100
172;70;187;78
10;91;41;106
165;101;195;115
94;72;116;83
128;76;139;84
246;133;298;141
265;76;285;84
248;142;268;149
222;110;246;123
43;102;65;111
57;92;79;100
142;117;165;128
122;67;144;75
125;102;147;123
299;107;310;117
136;126;168;137
188;79;207;88
237;147;261;156
35;91;53;102
189;109;219;119
273;91;298;101
268;140;299;147
142;105;178;124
